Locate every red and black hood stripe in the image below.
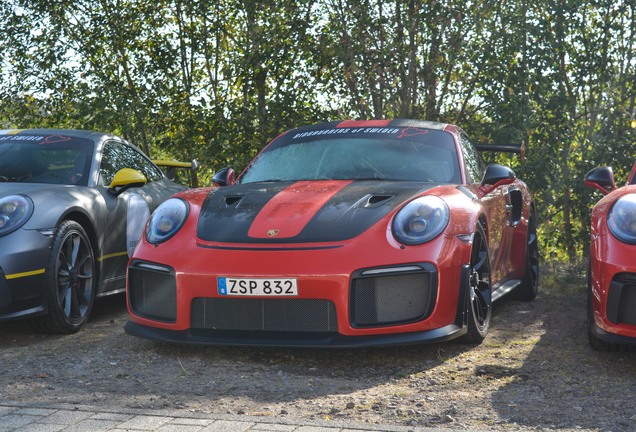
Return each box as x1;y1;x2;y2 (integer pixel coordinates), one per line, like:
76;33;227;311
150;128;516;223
196;180;437;243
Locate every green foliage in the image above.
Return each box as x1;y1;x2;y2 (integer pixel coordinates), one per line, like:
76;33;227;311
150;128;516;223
1;0;634;262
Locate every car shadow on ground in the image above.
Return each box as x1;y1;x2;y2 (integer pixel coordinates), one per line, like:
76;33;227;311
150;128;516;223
488;266;636;431
3;266;633;431
0;288;481;418
0;293;128;346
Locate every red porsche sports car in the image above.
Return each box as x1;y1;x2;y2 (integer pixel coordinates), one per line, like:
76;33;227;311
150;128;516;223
125;119;538;347
584;162;636;350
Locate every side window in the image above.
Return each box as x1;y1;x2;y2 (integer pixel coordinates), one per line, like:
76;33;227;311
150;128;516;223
100;141;163;186
459;134;486;184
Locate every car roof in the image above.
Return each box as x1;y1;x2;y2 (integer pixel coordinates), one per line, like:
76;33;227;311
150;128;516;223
0;128;117;141
289;119;453;133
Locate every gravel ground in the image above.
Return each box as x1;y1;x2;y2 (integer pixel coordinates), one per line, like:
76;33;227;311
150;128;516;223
0;263;634;432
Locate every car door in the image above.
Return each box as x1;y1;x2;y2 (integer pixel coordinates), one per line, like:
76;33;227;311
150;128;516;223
96;140;182;293
459;134;513;286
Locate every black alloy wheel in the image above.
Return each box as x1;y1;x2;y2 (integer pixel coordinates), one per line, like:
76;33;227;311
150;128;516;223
463;222;492;344
31;220;95;334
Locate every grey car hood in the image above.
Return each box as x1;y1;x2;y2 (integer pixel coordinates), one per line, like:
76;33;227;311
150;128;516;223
0;183;103;230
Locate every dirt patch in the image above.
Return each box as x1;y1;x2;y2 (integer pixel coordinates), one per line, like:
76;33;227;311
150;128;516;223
0;264;634;431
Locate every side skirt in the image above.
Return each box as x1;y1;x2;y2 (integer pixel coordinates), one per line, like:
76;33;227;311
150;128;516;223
491;279;522;302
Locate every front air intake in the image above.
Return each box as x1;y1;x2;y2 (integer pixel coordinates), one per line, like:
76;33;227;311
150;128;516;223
350;264;437;327
128;262;177;323
607;273;636;326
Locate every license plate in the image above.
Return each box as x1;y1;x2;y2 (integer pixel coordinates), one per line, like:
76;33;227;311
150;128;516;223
217;277;298;296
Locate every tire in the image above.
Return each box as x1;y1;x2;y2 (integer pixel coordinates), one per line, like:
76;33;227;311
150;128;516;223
515;212;539;301
30;220;96;334
462;222;492;344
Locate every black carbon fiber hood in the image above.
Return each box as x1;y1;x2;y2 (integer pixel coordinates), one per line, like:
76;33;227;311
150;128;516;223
196;180;437;243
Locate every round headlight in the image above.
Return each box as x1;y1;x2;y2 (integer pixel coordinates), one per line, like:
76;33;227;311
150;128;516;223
392;195;449;245
607;194;636;244
0;195;34;237
146;198;189;244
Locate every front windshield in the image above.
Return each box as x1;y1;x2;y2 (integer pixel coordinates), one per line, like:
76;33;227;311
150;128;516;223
0;134;94;186
240;127;460;184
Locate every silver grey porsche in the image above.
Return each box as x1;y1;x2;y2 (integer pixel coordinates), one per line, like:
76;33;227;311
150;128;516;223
0;129;187;333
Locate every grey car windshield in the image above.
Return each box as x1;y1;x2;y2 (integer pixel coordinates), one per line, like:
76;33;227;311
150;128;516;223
0;135;94;186
240;128;460;184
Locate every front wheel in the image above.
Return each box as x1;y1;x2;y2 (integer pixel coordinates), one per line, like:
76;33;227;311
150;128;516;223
31;220;95;334
462;222;492;344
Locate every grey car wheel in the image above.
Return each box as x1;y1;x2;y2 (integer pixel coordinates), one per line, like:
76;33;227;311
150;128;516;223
31;220;95;334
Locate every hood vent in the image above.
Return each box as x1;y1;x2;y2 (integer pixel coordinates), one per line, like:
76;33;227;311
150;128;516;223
363;194;393;208
223;195;243;207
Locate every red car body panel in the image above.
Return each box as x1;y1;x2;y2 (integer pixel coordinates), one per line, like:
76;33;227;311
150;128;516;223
588;182;636;344
125;120;536;347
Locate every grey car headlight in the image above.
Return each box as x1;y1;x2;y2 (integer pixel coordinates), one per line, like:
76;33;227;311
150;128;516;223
0;195;34;237
392;195;449;245
607;193;636;244
146;198;189;244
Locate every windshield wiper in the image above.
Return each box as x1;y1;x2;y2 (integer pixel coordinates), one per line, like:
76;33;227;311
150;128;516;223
350;177;389;181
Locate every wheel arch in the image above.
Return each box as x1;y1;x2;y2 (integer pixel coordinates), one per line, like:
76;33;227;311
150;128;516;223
524;202;538;262
57;209;102;291
59;210;99;256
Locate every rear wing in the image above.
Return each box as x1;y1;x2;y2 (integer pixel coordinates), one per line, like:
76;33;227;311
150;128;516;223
153;160;200;169
474;144;522;154
475;143;525;160
153;159;200;187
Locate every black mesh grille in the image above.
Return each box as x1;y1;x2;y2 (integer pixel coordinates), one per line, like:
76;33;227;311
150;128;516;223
609;273;636;326
191;298;337;333
128;266;177;322
351;271;434;327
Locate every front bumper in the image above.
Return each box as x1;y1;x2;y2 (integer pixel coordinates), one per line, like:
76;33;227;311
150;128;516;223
591;272;636;343
0;229;51;320
126;232;474;347
589;235;636;341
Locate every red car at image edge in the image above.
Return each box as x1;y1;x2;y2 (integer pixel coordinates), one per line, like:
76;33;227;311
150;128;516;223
124;119;539;347
584;161;636;350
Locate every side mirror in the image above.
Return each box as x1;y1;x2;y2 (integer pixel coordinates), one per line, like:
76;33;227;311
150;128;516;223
479;164;516;195
212;167;236;187
584;166;615;195
108;168;147;195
